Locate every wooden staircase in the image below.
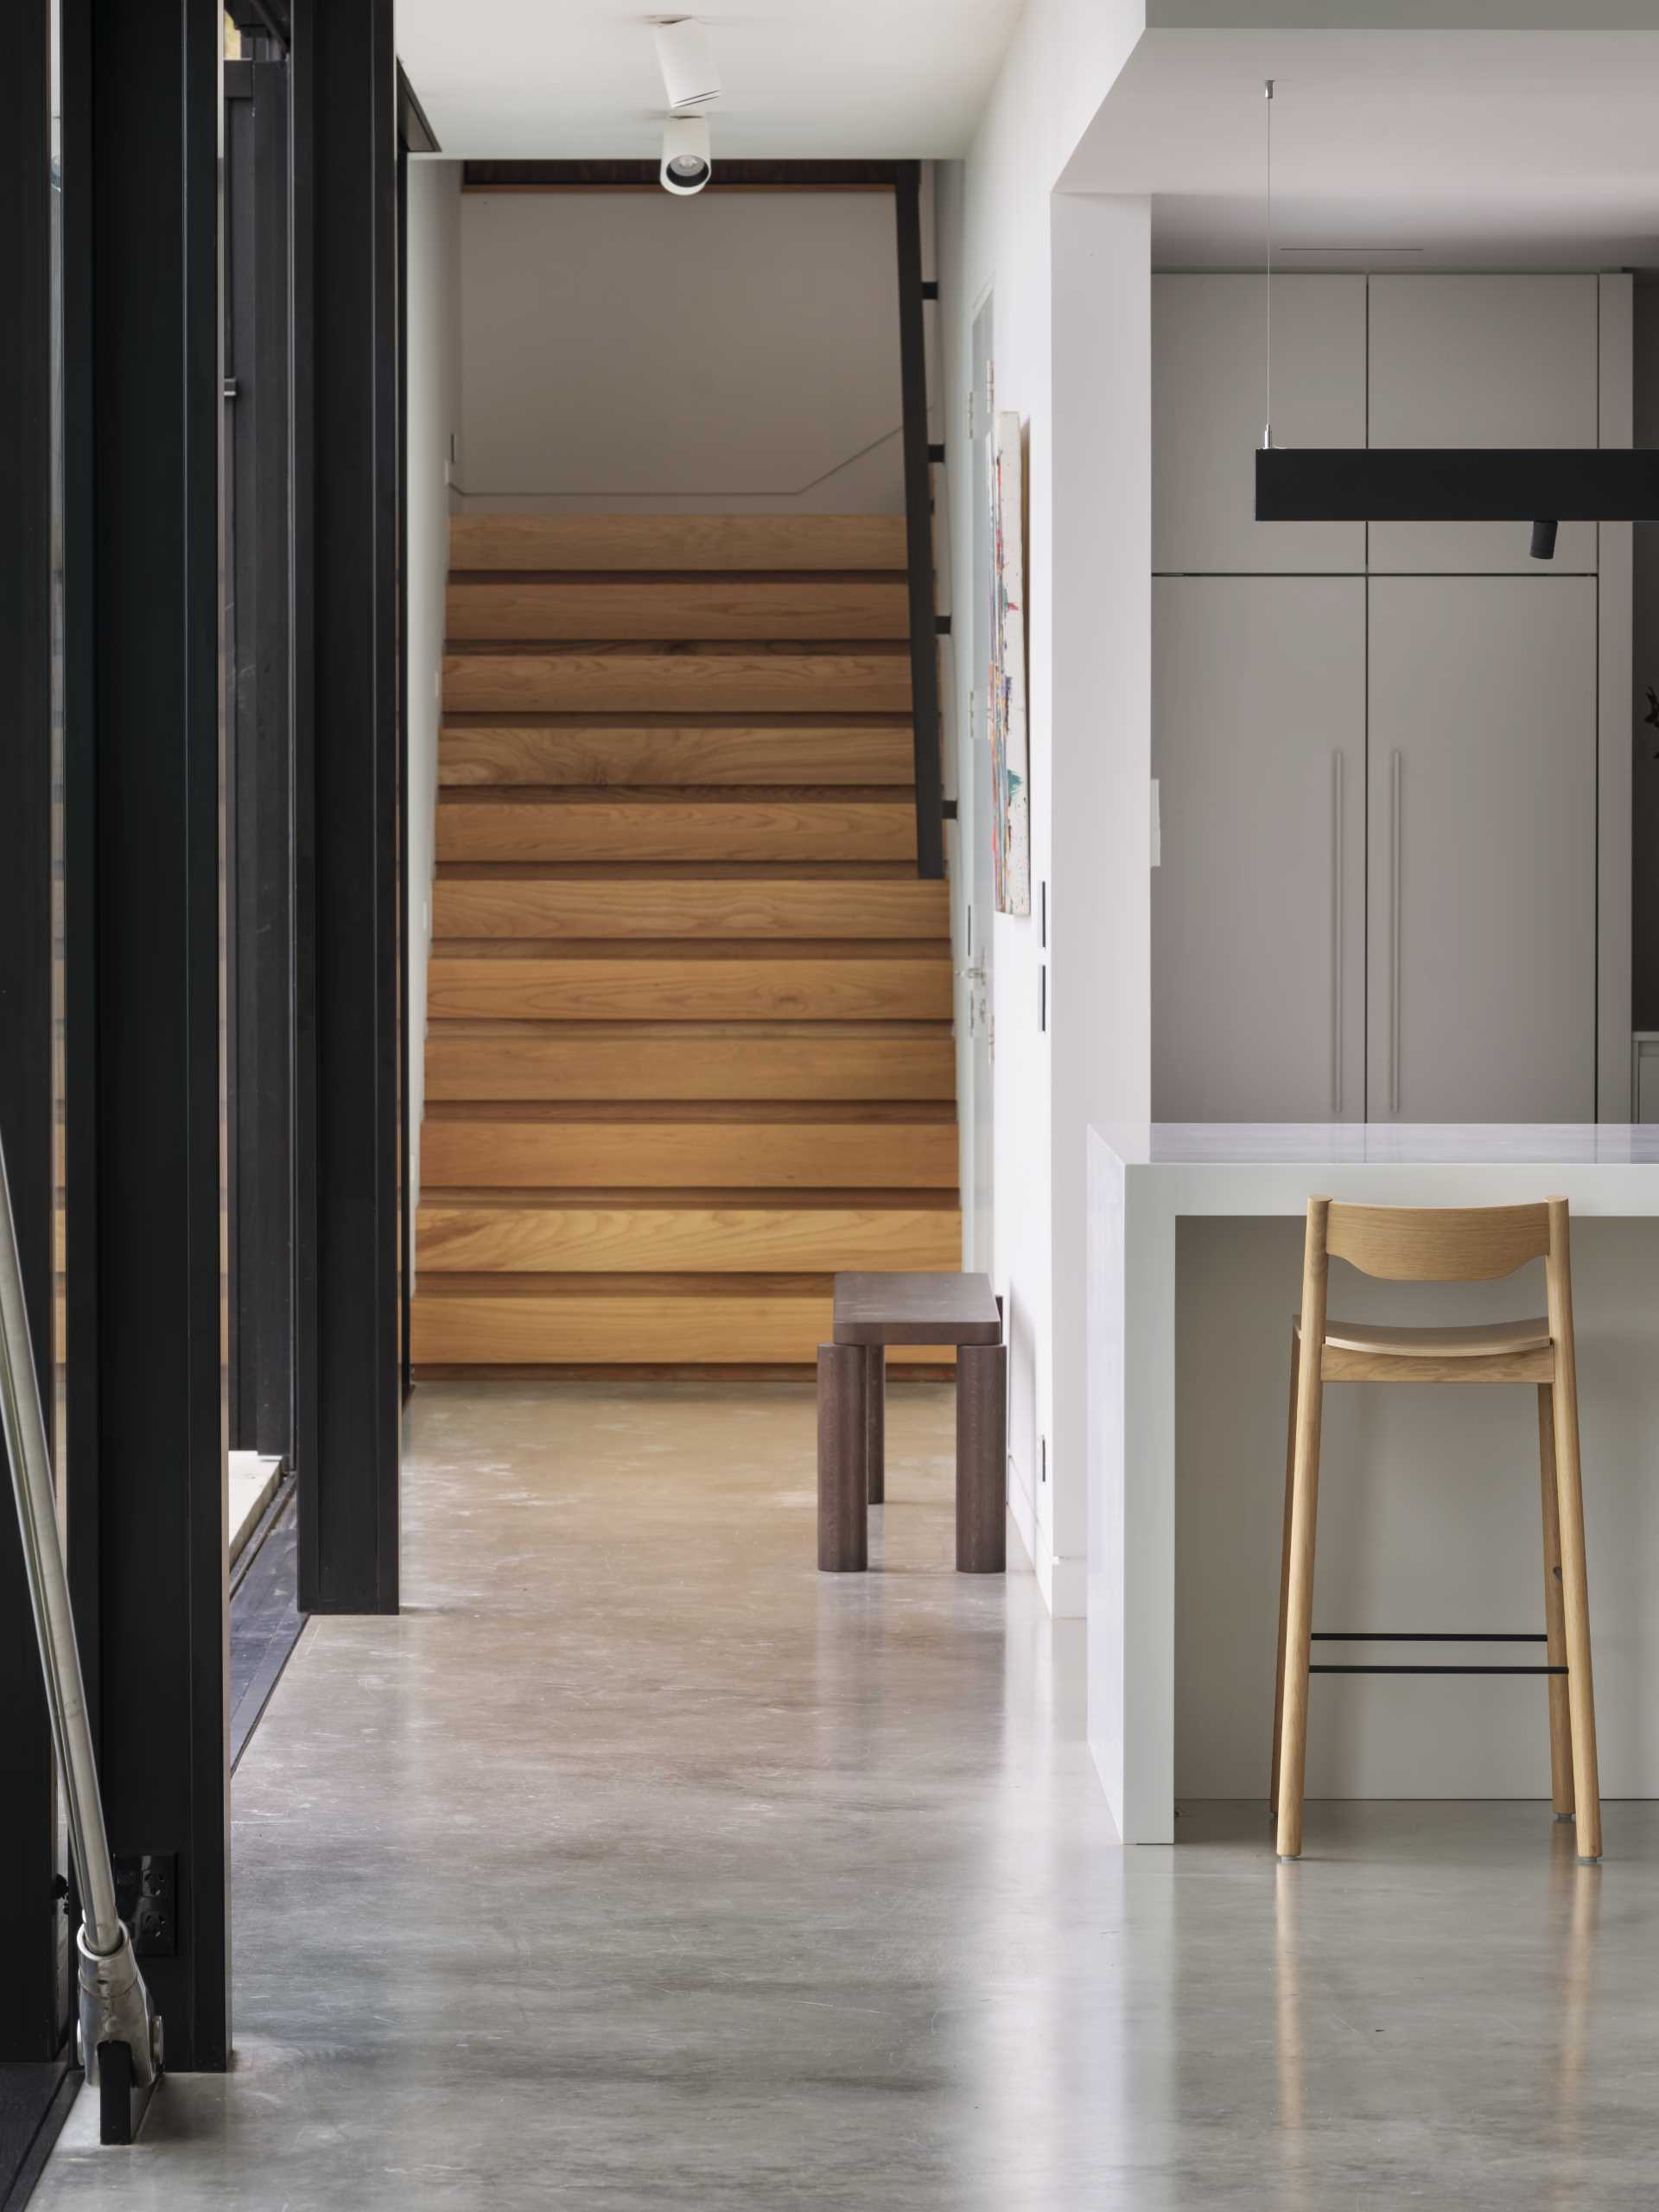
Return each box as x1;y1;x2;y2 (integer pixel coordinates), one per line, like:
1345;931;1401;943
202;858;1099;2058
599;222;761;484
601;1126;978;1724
410;512;960;1373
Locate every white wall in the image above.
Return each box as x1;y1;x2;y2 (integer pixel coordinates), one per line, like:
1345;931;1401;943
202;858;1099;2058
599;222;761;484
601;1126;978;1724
457;189;903;512
404;158;463;1220
938;1;1148;1616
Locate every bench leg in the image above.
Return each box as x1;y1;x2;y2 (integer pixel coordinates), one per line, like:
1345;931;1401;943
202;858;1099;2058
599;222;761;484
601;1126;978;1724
866;1346;886;1504
817;1344;868;1571
956;1343;1007;1573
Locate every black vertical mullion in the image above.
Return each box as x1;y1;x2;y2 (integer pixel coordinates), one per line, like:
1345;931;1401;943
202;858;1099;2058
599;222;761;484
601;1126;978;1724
0;0;64;2064
397;130;412;1408
65;0;229;2071
226;61;295;1462
291;0;401;1614
894;162;944;881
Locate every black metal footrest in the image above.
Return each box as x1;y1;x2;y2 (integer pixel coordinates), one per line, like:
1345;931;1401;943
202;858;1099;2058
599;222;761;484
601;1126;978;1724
1309;1630;1563;1676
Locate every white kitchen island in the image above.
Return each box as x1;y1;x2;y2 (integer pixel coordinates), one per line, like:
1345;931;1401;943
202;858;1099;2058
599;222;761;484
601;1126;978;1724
1087;1124;1659;1845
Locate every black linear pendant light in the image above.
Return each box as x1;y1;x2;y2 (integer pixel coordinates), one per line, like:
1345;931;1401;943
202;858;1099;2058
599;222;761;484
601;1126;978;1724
1249;81;1653;559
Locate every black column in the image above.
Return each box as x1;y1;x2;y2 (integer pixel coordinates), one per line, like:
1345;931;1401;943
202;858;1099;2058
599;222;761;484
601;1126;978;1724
0;0;65;2064
292;0;402;1614
62;0;229;2071
226;58;295;1463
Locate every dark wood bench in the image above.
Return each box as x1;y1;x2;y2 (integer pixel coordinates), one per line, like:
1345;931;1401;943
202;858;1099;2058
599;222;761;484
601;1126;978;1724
817;1272;1007;1574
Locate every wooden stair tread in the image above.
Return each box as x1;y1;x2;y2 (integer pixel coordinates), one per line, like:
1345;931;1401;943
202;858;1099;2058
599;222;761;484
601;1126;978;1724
448;513;909;573
447;575;909;640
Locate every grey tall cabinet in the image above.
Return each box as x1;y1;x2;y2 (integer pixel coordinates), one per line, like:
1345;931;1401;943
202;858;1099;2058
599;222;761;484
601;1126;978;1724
1152;271;1627;1124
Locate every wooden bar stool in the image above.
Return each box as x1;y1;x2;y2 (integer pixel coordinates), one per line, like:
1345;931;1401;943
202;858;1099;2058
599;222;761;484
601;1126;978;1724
1272;1198;1600;1865
817;1271;1007;1574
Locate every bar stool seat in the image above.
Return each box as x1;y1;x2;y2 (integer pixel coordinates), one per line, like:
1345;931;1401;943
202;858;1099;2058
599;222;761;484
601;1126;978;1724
1295;1313;1553;1371
1274;1197;1600;1867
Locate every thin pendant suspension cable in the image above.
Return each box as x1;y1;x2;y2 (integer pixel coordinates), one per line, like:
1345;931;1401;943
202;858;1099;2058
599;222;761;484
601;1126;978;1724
1262;76;1274;451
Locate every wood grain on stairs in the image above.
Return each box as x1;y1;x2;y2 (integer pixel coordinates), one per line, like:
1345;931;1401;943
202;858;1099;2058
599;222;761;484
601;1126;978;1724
414;513;957;1375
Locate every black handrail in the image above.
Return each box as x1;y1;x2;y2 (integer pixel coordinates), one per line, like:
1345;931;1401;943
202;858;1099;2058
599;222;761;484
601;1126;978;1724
893;162;945;880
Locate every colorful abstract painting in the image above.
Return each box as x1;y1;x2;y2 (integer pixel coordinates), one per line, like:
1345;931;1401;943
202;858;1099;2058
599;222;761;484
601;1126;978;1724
989;410;1030;915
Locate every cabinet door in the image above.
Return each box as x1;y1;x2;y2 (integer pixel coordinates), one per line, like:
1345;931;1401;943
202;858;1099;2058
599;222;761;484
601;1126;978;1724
1153;579;1366;1122
1154;275;1366;575
1367;577;1597;1123
1369;275;1599;574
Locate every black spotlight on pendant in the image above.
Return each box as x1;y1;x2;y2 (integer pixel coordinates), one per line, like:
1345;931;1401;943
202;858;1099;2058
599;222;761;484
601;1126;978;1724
1251;83;1656;558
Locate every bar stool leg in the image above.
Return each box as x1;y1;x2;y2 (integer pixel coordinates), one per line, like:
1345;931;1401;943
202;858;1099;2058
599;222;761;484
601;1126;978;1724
1277;1200;1330;1862
1545;1202;1600;1862
866;1346;886;1504
817;1344;868;1572
1270;1329;1300;1821
956;1343;1006;1573
1535;1383;1574;1821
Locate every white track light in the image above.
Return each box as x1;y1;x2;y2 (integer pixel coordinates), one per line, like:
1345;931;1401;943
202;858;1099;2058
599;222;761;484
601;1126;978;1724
660;114;713;197
655;18;722;113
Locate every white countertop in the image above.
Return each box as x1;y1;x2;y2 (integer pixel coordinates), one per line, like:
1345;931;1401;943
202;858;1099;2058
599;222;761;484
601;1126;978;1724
1097;1122;1659;1168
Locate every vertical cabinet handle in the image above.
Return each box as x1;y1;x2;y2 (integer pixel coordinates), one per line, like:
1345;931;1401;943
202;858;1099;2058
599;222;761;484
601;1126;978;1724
1331;751;1344;1117
1389;748;1402;1118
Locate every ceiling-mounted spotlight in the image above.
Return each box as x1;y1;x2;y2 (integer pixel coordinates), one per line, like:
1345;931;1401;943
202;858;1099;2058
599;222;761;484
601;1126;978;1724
661;114;712;197
655;17;722;113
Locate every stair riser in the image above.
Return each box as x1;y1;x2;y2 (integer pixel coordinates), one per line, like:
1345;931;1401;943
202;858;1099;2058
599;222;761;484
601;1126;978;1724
426;960;952;1023
447;578;909;641
416;1204;962;1274
432;879;950;940
449;513;909;573
419;1122;959;1189
410;1290;949;1366
436;799;916;864
439;724;917;787
423;1032;957;1102
443;654;912;715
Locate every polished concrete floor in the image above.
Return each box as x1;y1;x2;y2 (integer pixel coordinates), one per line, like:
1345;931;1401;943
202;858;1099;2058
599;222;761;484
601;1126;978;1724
35;1381;1659;2209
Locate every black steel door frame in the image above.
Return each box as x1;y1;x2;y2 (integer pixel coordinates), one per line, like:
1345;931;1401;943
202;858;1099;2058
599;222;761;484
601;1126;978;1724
0;0;67;2069
60;0;231;2073
291;0;404;1614
224;57;296;1465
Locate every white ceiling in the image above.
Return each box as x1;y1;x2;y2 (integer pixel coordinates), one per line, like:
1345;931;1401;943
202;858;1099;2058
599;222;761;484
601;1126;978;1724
396;0;1025;160
1065;29;1659;270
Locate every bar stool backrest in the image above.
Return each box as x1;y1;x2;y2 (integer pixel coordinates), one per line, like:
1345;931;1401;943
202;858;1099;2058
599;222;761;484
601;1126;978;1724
1322;1200;1554;1283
